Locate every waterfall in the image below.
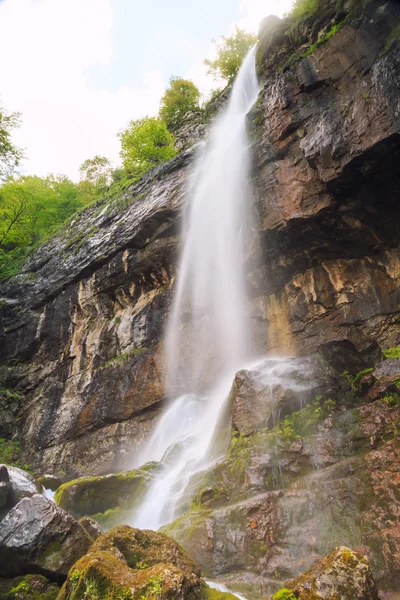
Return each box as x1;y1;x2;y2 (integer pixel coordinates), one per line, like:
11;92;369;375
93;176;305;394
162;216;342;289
132;47;260;530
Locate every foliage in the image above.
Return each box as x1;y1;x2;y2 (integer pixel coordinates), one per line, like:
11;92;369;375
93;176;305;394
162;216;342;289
272;590;297;600
159;77;201;131
0;174;87;280
382;22;400;55
0;437;32;471
382;393;400;407
383;347;400;359
0;103;23;180
302;20;346;56
99;347;148;371
287;0;319;19
278;397;336;440
78;155;113;204
144;576;163;599
79;155;112;188
204;27;257;83
118;117;177;179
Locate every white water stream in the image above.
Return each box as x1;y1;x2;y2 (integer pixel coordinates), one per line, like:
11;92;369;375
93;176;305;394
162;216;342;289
132;47;260;530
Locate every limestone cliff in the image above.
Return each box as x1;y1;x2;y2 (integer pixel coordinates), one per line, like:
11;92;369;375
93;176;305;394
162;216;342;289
0;0;399;492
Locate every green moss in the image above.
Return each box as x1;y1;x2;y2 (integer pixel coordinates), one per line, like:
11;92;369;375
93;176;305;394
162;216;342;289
381;22;400;55
301;19;347;57
99;347;148;370
0;437;32;472
272;590;296;600
382;393;400;407
383;346;400;359
0;574;59;600
38;541;63;566
55;463;160;519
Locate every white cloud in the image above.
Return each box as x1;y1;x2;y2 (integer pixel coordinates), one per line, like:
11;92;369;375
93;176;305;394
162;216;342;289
0;0;164;180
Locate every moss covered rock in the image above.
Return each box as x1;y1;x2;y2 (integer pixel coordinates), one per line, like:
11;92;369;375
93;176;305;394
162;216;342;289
0;574;59;599
283;546;379;599
54;462;161;521
58;525;203;600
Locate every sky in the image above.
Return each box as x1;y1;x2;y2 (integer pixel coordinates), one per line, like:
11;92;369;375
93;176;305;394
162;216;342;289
0;0;293;181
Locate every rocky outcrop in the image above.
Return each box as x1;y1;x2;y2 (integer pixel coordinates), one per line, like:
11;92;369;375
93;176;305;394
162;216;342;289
0;494;93;581
230;357;334;436
280;546;379;600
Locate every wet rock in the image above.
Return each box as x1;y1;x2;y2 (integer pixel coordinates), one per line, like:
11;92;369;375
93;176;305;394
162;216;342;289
7;466;42;505
54;462;161;521
373;359;400;387
0;464;10;509
78;516;103;540
231;357;332;436
0;574;60;599
0;494;93;580
284;546;379;600
37;474;65;491
58;525;202;600
367;382;398;401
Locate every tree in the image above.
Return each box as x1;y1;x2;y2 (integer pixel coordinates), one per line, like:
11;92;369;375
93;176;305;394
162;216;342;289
159;77;201;131
0;104;23;179
204;27;257;83
118;117;177;177
0;175;84;248
79;155;112;188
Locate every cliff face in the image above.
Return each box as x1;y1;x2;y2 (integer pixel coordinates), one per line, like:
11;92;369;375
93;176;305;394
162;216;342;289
0;0;399;489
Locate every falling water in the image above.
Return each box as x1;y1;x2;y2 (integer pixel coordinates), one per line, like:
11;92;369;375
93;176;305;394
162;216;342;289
132;47;260;530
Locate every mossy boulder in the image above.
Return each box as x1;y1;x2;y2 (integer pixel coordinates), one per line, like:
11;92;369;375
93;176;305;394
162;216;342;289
58;525;203;600
282;546;379;599
0;574;59;599
54;462;161;521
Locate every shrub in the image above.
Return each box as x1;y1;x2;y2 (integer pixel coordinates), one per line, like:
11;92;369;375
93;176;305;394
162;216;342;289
118;117;177;178
204;27;257;83
159;77;201;131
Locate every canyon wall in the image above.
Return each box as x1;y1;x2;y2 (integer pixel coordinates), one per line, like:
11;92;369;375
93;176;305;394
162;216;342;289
0;0;399;483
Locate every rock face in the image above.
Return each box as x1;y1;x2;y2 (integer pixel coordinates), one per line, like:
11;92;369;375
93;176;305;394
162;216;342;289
163;397;400;595
0;0;399;480
284;546;379;600
0;494;93;580
58;525;203;600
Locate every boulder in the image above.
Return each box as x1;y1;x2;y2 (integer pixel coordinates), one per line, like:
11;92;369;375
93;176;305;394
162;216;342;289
373;359;400;387
78;516;103;540
0;464;42;515
54;462;161;523
58;525;203;600
278;546;379;600
0;494;93;580
7;466;42;505
0;573;59;599
231;357;332;436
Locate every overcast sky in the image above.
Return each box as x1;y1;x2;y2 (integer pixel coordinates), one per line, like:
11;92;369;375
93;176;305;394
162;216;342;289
0;0;293;180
